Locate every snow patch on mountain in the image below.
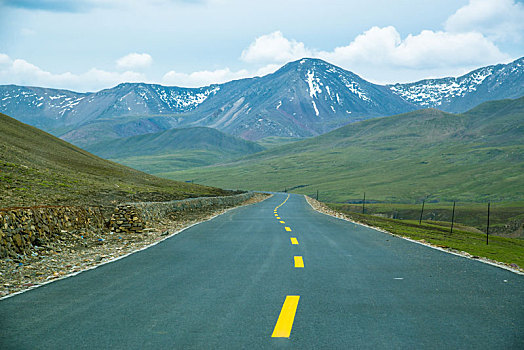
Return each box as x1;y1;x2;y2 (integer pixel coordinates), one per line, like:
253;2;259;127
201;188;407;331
339;75;370;102
312;100;319;116
306;70;322;99
389;67;495;107
151;85;219;111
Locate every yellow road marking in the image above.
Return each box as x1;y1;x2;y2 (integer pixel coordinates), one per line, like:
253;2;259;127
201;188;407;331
280;221;285;224
276;217;281;219
294;256;304;268
285;227;292;232
274;194;290;211
275;214;279;217
290;237;298;245
271;296;300;338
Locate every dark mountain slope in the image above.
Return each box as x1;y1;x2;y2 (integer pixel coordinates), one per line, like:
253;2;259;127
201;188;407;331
83;127;266;173
86;126;264;159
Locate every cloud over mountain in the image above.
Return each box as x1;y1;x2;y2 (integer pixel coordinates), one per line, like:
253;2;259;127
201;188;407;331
116;53;153;70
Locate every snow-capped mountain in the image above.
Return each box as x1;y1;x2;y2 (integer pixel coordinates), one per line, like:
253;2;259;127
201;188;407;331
389;57;524;112
0;57;522;144
0;86;87;129
0;83;219;130
179;58;413;140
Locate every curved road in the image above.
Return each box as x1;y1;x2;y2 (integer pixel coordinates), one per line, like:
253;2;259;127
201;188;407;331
1;193;523;349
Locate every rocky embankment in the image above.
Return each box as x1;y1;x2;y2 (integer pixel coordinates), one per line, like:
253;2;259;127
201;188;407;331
0;192;269;298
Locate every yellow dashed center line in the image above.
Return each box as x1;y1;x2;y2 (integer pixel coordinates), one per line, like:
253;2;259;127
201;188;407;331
271;296;300;338
271;194;302;339
294;256;304;268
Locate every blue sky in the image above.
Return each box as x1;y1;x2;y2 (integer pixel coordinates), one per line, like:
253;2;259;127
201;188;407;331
0;0;523;91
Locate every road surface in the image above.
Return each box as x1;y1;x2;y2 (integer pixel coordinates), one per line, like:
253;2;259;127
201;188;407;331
1;193;523;349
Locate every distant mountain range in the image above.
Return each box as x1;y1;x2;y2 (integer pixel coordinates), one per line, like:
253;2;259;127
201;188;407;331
1;57;522;145
84;127;265;173
388;58;524;112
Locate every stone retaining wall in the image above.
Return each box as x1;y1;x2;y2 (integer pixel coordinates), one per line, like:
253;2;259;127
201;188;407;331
0;193;254;258
109;205;145;235
0;206;107;258
131;192;254;226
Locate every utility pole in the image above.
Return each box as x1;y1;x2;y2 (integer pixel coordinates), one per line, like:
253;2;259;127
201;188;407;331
450;201;456;233
362;192;366;214
316;190;319;201
419;200;425;225
486;202;490;245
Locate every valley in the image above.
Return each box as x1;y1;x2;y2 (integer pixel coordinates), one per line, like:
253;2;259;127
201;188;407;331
2;57;522;241
160;97;524;204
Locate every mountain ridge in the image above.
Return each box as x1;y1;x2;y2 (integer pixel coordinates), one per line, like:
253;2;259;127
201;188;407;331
1;57;522;144
388;57;524;112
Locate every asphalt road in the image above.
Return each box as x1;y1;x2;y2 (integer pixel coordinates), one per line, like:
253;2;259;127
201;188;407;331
1;193;523;349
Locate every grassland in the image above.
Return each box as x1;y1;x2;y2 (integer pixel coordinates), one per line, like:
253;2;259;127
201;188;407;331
325;205;524;269
329;201;524;238
0;113;235;208
159;97;524;204
107;150;238;175
255;136;304;148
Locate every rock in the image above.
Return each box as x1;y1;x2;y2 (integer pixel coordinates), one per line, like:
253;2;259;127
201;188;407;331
13;234;22;247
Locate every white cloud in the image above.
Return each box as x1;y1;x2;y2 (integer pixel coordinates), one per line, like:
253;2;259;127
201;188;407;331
162;67;250;87
240;31;312;64
317;26;401;67
319;26;508;69
116;53;153;70
0;54;146;91
0;54;12;67
238;26;509;83
392;30;507;68
1;0;519;93
0;53;278;91
161;63;281;87
445;0;524;42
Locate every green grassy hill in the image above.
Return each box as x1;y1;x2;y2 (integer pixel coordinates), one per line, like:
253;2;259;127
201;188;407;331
158;97;524;203
0;113;234;208
84;127;265;173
